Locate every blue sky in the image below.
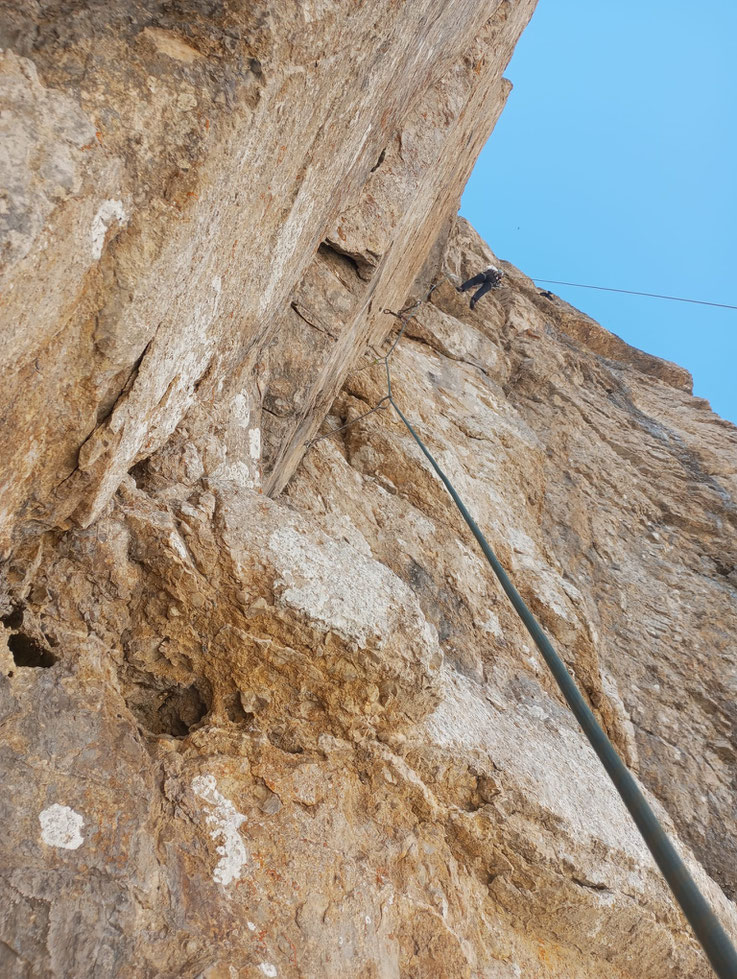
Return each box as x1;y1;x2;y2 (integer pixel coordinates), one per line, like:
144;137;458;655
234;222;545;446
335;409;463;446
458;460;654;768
461;1;736;424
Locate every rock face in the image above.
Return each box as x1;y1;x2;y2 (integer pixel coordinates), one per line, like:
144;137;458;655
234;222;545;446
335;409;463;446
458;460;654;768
0;0;532;545
1;3;737;978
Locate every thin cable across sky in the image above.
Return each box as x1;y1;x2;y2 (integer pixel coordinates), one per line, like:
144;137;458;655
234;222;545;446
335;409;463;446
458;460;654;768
531;279;737;311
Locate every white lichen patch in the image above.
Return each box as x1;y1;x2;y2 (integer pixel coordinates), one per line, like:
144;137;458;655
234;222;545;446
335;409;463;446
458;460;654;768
425;667;651;865
213;459;257;489
90;199;127;259
259;964;277;977
268;523;438;656
39;804;84;849
191;775;248;886
232;393;251;429
168;530;190;562
249;428;261;462
480;610;502;638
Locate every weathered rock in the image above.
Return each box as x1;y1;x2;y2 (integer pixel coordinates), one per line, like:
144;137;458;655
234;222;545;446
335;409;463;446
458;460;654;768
0;0;534;548
286;219;737;974
2;2;737;978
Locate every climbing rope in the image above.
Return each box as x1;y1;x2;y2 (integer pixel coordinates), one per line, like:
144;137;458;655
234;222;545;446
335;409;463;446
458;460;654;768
306;279;737;978
532;277;737;311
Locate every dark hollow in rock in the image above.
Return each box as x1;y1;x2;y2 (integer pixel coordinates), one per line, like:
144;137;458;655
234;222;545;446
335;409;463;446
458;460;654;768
224;693;254;725
370;147;386;172
8;633;57;668
131;681;210;738
1;608;24;630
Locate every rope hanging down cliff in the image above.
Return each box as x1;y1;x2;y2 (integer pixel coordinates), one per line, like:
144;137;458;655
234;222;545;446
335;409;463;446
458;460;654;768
306;280;737;979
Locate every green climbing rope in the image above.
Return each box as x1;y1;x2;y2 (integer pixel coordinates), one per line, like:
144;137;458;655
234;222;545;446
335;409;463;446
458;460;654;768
374;285;737;978
389;391;737;979
308;278;737;975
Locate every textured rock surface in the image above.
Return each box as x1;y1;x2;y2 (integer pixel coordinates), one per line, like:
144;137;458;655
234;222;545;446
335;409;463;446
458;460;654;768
2;2;737;978
0;0;532;546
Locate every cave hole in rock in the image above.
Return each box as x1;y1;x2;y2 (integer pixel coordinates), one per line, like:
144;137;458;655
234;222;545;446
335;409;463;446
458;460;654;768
8;633;57;668
1;608;24;630
128;459;146;487
132;681;211;738
128;457;155;491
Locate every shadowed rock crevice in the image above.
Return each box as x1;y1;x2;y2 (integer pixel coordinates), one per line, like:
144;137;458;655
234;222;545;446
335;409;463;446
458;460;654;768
2;606;58;669
370;147;387;172
1;608;24;630
317;241;369;281
7;632;57;668
126;674;211;738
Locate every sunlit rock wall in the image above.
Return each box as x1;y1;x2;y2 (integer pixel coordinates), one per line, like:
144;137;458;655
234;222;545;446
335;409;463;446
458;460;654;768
3;2;737;978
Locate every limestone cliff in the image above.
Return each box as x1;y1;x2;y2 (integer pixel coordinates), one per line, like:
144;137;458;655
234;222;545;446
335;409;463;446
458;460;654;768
1;3;737;978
